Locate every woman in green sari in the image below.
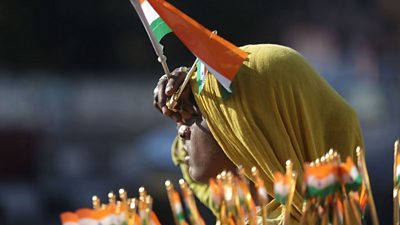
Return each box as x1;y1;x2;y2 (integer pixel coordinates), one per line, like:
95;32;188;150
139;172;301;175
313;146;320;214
154;44;364;224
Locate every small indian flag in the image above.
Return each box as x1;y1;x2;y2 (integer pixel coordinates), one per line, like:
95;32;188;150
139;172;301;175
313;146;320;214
273;171;290;204
172;191;188;225
340;157;362;192
116;204;127;225
304;163;339;198
138;0;172;42
255;178;268;204
60;212;79;225
396;154;400;186
92;208;115;225
209;178;222;209
146;0;248;92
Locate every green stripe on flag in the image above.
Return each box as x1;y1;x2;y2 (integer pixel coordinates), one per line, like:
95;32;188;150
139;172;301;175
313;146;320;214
397;175;400;186
150;17;172;42
177;212;186;222
196;60;203;94
305;183;339;199
345;175;362;192
274;194;287;204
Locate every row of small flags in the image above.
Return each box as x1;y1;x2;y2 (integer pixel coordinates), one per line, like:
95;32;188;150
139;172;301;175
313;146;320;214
61;143;397;225
60;188;161;225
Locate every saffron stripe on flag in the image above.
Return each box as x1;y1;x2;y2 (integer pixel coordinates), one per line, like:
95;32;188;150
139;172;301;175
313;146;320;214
146;0;247;92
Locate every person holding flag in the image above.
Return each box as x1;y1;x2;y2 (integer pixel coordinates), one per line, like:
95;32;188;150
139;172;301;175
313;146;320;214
154;44;364;224
133;0;365;224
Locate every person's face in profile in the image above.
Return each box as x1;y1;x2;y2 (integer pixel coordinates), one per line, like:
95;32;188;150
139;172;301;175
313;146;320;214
179;116;237;183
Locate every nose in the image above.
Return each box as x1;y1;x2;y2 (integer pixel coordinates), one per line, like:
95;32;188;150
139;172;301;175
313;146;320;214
178;124;191;140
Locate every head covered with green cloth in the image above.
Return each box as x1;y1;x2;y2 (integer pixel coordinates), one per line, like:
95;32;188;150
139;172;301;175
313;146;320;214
168;44;363;224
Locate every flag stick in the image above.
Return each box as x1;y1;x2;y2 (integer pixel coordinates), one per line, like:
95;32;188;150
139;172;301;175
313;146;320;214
129;0;172;78
179;179;205;225
166;59;198;111
108;192;116;205
284;160;297;225
128;198;138;225
92;195;101;210
356;146;380;225
394;139;400;225
165;180;180;225
251;167;268;225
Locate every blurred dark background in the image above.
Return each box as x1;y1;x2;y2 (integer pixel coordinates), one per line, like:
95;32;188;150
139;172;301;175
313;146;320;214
0;0;399;224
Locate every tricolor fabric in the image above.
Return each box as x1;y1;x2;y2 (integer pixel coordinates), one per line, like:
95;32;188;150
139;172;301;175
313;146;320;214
172;44;364;224
340;156;362;192
146;0;248;92
304;163;339;199
76;208;98;225
172;191;188;225
138;0;171;42
60;212;79;225
273;172;290;204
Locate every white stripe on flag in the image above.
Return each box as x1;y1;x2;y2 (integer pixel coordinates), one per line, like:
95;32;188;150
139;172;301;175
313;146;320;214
202;61;232;92
78;218;98;225
62;222;79;225
141;0;160;24
306;173;337;190
274;182;289;196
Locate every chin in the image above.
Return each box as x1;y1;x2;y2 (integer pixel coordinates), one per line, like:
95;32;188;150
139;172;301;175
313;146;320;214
189;167;210;184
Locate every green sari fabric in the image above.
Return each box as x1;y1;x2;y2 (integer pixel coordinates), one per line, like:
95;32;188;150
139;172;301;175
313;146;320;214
172;44;364;224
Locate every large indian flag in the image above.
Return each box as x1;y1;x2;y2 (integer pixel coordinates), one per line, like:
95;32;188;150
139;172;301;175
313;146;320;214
138;0;172;42
340;157;362;192
146;0;248;92
304;163;339;198
273;171;290;204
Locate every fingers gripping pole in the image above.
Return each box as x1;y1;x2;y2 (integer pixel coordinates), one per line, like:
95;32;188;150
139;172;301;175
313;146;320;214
166;59;198;111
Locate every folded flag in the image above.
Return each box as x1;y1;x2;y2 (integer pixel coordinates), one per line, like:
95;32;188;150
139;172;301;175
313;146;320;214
273;171;290;204
60;212;79;225
146;0;248;92
138;0;172;42
304;163;339;198
340;157;362;192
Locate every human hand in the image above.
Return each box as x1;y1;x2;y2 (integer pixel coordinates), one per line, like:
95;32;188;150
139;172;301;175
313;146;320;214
153;67;196;123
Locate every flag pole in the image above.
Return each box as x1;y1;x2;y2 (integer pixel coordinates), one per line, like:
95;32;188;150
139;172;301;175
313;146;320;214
394;139;400;225
356;146;380;225
284;160;297;225
129;0;172;78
